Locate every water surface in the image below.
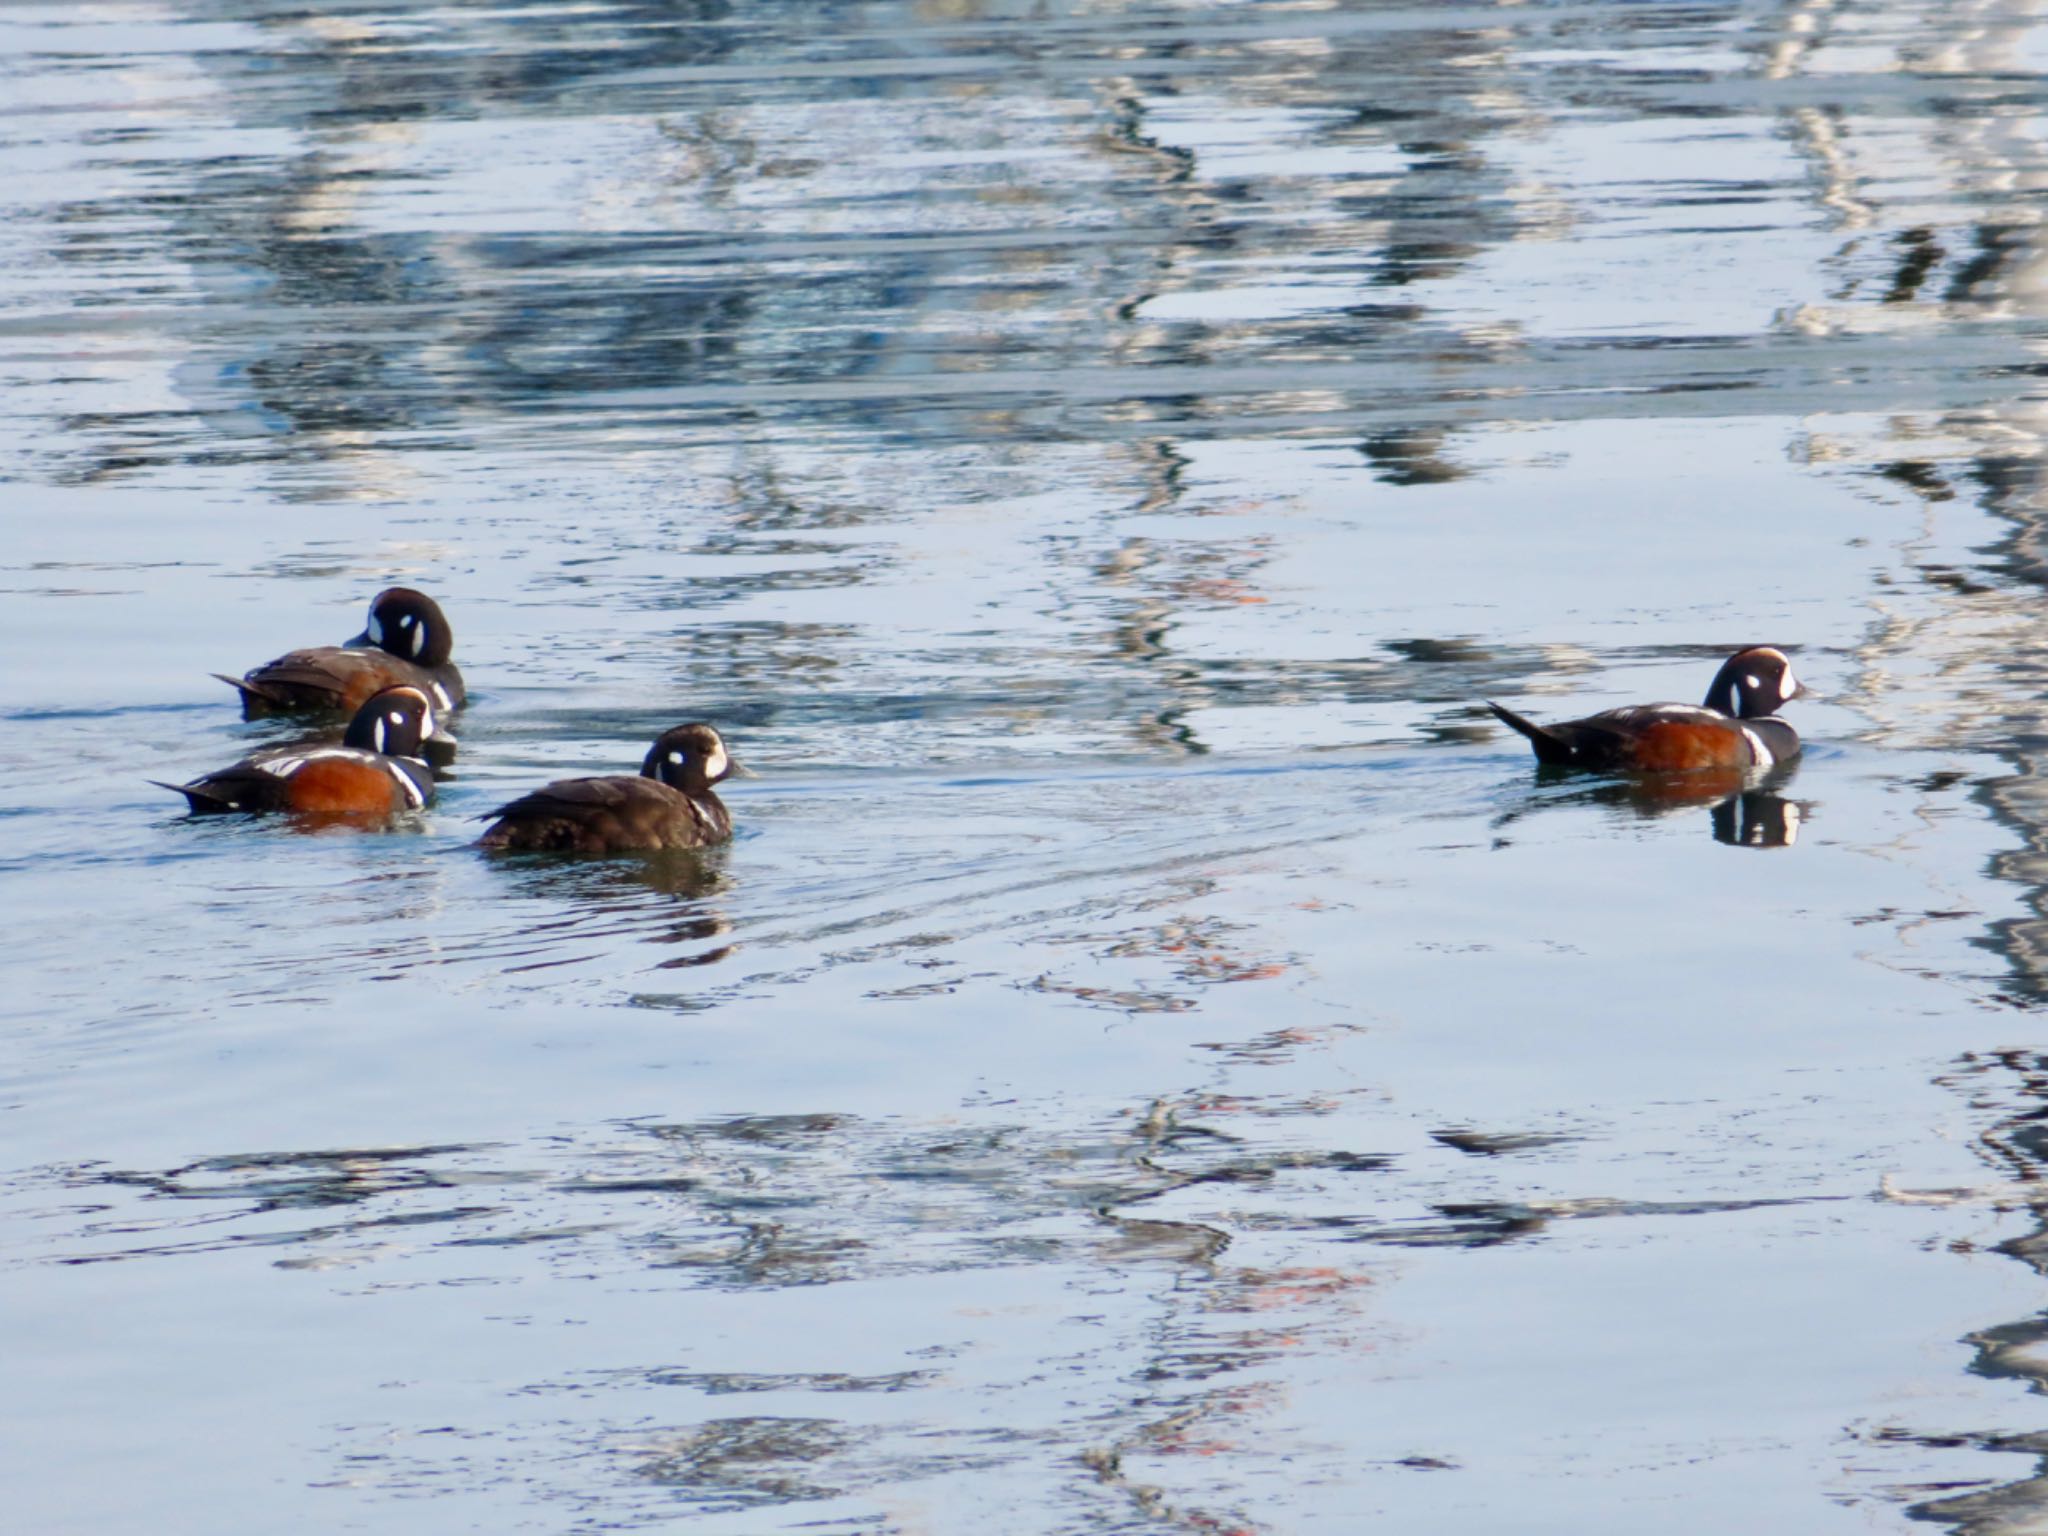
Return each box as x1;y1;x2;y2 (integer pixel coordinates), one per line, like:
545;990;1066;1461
9;2;2048;1531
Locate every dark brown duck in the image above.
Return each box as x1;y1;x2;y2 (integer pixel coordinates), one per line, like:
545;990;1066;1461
478;723;739;853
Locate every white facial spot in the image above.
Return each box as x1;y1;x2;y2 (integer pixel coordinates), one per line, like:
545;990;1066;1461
705;747;728;780
1744;674;1761;692
405;617;425;658
387;710;406;726
1780;665;1798;701
667;750;685;766
367;612;384;645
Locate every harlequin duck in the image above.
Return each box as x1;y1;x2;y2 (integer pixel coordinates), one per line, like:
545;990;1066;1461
478;723;738;853
1487;646;1804;772
215;587;464;718
155;686;442;817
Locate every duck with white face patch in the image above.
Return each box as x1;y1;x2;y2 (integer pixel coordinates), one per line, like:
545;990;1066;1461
153;686;444;819
477;723;743;854
1485;646;1807;773
214;587;466;722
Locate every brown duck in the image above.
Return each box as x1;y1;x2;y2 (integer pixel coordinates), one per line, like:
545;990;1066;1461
1487;646;1804;772
478;723;739;853
217;587;464;718
155;685;442;819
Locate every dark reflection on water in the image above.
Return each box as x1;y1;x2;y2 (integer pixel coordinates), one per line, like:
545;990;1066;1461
51;1099;1392;1283
1495;764;1809;850
481;852;735;969
19;1082;1884;1525
24;0;2046;493
1709;788;1804;850
1891;1052;2048;1533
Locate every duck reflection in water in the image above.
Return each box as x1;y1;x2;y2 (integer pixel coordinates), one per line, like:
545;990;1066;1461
486;851;736;969
1709;784;1804;849
1499;762;1808;849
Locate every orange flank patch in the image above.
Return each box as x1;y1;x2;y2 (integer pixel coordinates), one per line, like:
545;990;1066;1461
284;757;404;816
1626;721;1747;772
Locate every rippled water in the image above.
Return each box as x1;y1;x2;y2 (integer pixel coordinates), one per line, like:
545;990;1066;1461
12;1;2048;1530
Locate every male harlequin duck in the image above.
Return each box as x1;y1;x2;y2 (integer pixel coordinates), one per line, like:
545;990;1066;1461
477;723;739;853
216;587;464;718
1487;646;1804;772
154;686;442;818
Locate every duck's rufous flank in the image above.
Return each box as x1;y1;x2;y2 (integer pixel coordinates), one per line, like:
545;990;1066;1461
1487;646;1804;772
155;685;444;818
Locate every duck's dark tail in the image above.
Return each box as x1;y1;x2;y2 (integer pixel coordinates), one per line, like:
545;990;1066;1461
213;671;280;703
148;778;228;813
1486;701;1576;767
212;671;291;716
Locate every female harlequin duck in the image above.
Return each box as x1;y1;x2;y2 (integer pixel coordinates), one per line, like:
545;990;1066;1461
1487;646;1804;772
478;723;739;853
155;686;442;818
216;587;464;718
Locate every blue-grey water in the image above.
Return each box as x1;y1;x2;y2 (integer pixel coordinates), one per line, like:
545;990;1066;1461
9;1;2048;1531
